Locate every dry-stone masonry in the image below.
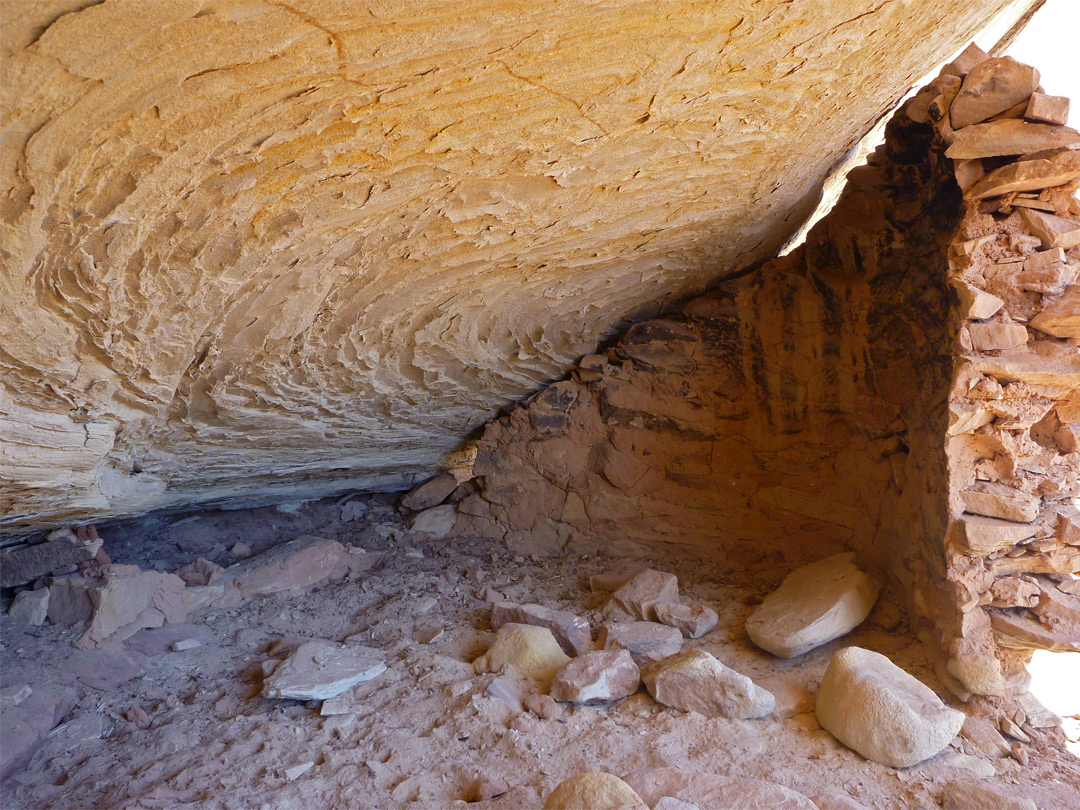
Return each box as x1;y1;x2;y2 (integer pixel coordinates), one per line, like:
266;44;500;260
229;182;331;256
456;45;1080;697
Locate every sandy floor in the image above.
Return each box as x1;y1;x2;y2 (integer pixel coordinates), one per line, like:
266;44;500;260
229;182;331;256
2;495;1078;809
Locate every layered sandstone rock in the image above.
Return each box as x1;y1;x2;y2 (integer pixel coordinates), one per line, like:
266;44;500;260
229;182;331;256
0;0;1041;532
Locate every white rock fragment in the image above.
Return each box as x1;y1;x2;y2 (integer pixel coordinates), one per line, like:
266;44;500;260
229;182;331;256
262;640;386;701
170;638;202;652
745;552;879;658
815;646;965;767
284;761;315;781
642;649;774;719
599;621;683;664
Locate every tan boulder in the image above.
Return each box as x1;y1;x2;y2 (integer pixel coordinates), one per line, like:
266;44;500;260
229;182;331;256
815;646;965;767
967;322;1028;352
473;623;571;684
599;621;683;664
964;153;1080;199
953;515;1037;556
492;601;591;656
225;535;345;598
1021;208;1080;250
653;602;718;639
543;772;647;810
745;552;879;658
950;279;1003;321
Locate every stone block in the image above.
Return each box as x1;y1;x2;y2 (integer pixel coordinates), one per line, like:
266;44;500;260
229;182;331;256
1024;92;1070;126
950;279;1002;320
945;119;1079;159
225;535;345;598
400;472;459;511
7;588;49;626
1;529;99;588
473;623;570;685
1020;208;1080;250
1030;285;1080;339
954;515;1037;556
262;640;386;700
965;154;1080;199
608;568;679;621
961;483;1039;523
543;773;647;810
967;322;1028;352
653;602;718;639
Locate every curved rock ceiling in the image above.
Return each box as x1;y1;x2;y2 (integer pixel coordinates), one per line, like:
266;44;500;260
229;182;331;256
0;0;1038;531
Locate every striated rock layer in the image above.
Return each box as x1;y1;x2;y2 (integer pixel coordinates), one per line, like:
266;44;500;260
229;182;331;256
0;0;1039;532
454;47;1080;695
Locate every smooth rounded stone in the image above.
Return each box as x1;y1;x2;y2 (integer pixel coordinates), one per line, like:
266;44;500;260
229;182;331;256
599;621;683;664
654;602;718;639
642;649;774;720
942;781;1037;810
262;640;386;701
550;649;640;705
744;552;879;658
543;772;648;810
622;767;817;810
406;504;457;538
608;568;679;621
815;646;966;768
473;623;570;685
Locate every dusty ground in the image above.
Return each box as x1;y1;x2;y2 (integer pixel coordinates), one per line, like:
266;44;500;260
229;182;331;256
2;494;1078;809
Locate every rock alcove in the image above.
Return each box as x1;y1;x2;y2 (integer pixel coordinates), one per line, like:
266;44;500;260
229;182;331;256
2;2;1079;808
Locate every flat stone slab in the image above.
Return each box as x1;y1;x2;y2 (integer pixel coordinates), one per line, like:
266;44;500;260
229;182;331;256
622;768;817;810
642;649;774;719
745;552;879;658
550;649;640;705
599;621;683;664
815;646;965;767
491;601;591;656
945;119;1080;159
262;640;386;701
226;535;346;598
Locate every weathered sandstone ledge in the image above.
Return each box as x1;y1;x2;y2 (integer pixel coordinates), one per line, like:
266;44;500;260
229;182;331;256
0;0;1041;531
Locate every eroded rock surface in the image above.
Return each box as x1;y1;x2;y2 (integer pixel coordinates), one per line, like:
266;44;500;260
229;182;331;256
0;0;1041;532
